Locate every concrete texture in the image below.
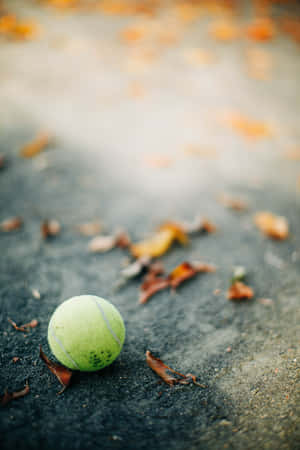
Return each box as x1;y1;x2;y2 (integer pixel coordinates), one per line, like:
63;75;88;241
0;1;300;449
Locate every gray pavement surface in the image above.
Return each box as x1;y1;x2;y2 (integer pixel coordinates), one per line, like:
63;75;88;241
0;1;300;449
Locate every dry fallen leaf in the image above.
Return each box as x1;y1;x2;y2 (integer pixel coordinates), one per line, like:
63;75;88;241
146;350;206;387
181;215;217;234
281;17;300;44
1;381;30;407
218;193;248;211
223;112;272;139
0;216;23;232
31;288;41;299
209;19;240;41
254;211;289;240
89;230;130;253
245;17;276;42
76;221;102;236
131;222;188;258
8;318;38;332
20;133;51;158
41;220;61;239
12;357;20;363
227;281;254;300
40;346;72;394
139;260;215;304
0;14;39;40
120;24;147;43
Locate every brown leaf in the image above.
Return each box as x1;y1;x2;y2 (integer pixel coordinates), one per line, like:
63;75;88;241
76;221;102;236
0;216;23;232
227;281;254;300
0;14;38;41
12;357;20;363
146;351;205;387
40;346;72;394
281;17;300;44
1;381;30;407
218;193;248;211
181;215;217;234
0;154;5;169
115;230;131;249
41;220;61;239
139;260;215;304
254;212;289;240
131;222;188;258
168;261;216;289
8;318;38;332
245;18;276;42
20;133;51;158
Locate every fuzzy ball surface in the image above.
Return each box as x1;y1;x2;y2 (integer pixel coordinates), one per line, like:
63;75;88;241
48;295;125;371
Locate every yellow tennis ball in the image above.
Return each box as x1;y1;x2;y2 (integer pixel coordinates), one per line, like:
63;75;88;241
48;295;125;371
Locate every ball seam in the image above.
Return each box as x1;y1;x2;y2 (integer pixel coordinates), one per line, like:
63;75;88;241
93;298;122;348
49;324;81;370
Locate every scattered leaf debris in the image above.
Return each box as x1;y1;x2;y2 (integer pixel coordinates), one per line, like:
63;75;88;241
0;216;23;232
139;261;215;304
8;318;38;332
41;220;61;239
89;230;130;253
181;215;217;234
1;381;30;407
12;357;20;363
146;350;206;387
254;211;289;240
31;288;41;299
40;346;72;394
0;154;5;169
76;221;102;236
281;17;300;44
20;133;51;158
131;222;188;258
218;193;248;211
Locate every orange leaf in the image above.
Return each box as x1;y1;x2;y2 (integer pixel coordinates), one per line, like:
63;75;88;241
40;346;72;394
245;18;276;42
223;112;271;139
168;261;216;289
1;381;30;407
254;212;289;240
131;222;188;258
20;133;51;158
209;20;240;41
146;351;205;387
227;281;254;300
0;217;23;232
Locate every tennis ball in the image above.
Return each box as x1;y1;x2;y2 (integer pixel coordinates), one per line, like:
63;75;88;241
48;295;125;372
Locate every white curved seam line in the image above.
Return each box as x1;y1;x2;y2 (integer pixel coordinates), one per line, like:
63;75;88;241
49;325;81;370
93;299;121;348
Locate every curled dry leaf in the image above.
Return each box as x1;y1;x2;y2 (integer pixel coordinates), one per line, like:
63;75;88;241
218;193;248;211
1;381;30;407
76;221;102;236
168;261;216;289
227;281;254;300
254;212;289;240
41;220;61;239
89;230;130;253
0;216;22;232
139;261;215;304
20;132;51;158
146;351;205;387
245;18;276;42
8;318;38;332
131;222;188;258
40;346;72;394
